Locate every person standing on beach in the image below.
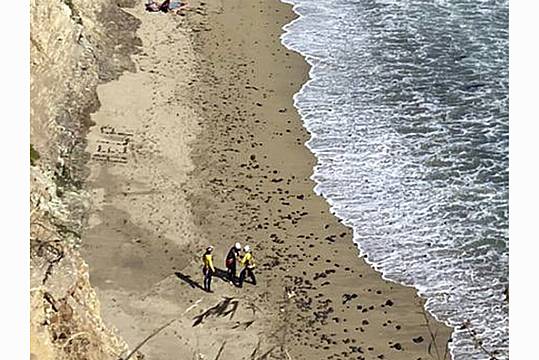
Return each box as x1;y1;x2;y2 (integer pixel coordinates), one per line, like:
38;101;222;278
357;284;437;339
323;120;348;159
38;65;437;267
238;245;256;288
225;242;242;284
202;246;215;292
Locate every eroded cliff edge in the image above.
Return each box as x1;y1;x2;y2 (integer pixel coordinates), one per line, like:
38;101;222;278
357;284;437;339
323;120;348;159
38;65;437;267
30;1;140;358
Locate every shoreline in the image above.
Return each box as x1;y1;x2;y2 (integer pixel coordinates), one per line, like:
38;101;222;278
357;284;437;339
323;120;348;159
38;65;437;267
80;1;453;359
281;0;458;346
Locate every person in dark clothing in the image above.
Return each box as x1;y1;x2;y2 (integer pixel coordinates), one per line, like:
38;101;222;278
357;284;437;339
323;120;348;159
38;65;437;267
238;245;256;288
225;242;242;284
145;0;188;13
159;0;171;12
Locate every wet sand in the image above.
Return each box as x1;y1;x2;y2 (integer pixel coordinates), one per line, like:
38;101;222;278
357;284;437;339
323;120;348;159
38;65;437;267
81;0;452;359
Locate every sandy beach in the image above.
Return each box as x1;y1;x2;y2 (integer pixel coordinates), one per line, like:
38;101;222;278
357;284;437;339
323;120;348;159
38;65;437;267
80;0;453;359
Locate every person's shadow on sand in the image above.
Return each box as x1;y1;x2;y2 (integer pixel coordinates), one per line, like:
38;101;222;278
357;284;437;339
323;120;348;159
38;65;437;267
174;268;232;291
212;268;254;285
213;268;229;282
174;271;205;290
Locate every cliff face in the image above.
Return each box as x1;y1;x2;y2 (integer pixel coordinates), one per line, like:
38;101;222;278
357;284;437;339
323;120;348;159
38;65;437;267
30;0;140;358
30;0;140;178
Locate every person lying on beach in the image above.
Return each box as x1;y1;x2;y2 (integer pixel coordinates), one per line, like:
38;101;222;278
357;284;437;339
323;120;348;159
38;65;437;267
145;0;159;12
145;0;189;13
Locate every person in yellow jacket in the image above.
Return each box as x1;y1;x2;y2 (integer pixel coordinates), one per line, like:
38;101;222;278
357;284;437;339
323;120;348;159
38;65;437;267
202;246;215;292
238;245;256;288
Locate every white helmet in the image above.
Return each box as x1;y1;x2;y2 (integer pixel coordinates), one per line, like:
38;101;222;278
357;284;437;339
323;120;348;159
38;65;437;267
244;245;251;252
206;246;214;252
235;242;241;250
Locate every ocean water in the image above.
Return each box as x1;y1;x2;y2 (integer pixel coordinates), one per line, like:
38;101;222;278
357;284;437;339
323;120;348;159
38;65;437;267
280;0;508;359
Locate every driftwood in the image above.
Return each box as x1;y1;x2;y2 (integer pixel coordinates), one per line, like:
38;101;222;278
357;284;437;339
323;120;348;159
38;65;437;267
460;320;500;360
192;297;239;327
120;319;176;360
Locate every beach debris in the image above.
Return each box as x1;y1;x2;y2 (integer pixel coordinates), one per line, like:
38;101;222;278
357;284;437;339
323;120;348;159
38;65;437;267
245;301;262;316
342;293;358;305
183;297;203;314
192;297;239;327
249;339;266;360
120;318;176;360
231;320;254;330
459;320;500;359
214;341;226;360
286;289;296;299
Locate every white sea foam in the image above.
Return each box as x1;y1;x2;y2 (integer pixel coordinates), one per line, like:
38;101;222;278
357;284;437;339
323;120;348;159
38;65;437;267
280;0;508;359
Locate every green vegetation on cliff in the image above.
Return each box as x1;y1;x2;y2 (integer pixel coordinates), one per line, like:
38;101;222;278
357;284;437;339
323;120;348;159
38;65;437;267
30;144;40;166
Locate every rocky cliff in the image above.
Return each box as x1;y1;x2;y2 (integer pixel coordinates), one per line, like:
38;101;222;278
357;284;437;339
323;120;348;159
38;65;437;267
30;0;141;358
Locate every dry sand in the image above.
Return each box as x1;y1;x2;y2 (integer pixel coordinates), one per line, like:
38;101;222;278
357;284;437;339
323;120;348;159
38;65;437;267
81;0;453;359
